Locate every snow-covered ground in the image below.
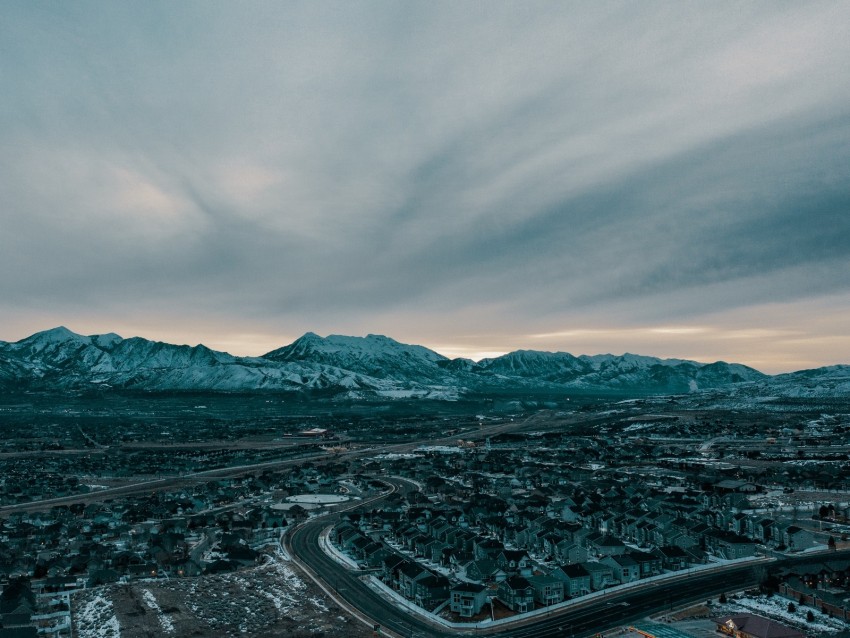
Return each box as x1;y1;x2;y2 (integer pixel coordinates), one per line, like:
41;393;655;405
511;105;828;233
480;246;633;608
179;551;330;634
75;594;120;638
371;452;422;460
720;594;850;635
141;589;175;634
70;546;353;638
287;493;349;504
414;445;465;454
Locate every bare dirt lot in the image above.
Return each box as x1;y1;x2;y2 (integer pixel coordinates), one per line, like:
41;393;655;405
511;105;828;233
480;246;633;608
72;552;373;638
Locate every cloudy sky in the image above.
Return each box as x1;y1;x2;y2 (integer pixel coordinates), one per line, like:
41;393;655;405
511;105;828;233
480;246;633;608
2;1;849;373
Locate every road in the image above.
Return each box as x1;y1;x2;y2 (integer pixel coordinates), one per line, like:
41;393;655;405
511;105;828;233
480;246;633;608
285;477;454;638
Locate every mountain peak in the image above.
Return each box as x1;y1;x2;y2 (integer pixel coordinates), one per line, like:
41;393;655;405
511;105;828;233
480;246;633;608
19;326;86;345
263;331;448;382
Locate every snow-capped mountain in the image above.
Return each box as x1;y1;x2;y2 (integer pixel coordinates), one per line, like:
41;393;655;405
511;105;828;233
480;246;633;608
0;327;393;393
264;332;450;384
476;350;589;381
466;350;765;393
750;365;850;398
0;326;843;398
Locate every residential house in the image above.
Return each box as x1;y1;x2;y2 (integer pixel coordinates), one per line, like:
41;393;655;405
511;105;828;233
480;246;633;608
413;574;450;610
450;582;488;618
582;561;615;591
554;541;587;565
709;531;757;560
652;546;690;571
628;551;662;578
783;526;815;551
527;574;564;606
464;559;506;584
589;534;626;557
602;554;640;584
496;550;532;577
550;563;591;598
497;576;535;613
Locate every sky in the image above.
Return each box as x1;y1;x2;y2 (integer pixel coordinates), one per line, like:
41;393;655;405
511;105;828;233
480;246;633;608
2;1;850;374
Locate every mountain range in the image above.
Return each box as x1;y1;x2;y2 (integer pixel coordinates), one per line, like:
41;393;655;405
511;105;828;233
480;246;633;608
0;327;847;398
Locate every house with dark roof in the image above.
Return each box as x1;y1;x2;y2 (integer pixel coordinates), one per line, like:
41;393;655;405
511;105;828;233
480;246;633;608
652;545;690;571
0;579;37;634
527;574;564;606
782;526;815;551
550;563;591;597
628;550;662;577
398;560;430;599
464;558;506;583
590;534;626;557
602;554;640;584
450;582;488;618
413;574;450;611
707;531;757;560
496;550;532;577
497;576;535;613
582;561;615;591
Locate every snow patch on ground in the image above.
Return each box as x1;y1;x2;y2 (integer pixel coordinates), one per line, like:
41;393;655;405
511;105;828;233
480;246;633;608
722;594;849;634
141;589;174;633
415;445;465;454
287;493;349;504
623;421;666;432
75;594;120;638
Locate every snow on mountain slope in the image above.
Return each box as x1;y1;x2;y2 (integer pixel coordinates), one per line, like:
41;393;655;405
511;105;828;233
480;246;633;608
0;326;842;398
753;365;850;398
478;350;587;377
579;352;688;369
471;349;765;393
264;332;450;384
0;328;393;393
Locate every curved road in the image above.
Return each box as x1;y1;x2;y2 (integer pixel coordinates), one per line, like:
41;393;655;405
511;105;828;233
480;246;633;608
286;477;452;638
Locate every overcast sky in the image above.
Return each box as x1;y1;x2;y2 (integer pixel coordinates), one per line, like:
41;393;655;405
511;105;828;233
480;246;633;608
2;1;849;373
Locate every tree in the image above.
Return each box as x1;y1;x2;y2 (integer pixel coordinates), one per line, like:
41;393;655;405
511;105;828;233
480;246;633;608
807;610;815;622
787;602;796;613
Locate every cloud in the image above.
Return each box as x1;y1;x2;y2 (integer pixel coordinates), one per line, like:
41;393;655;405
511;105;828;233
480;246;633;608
1;1;849;370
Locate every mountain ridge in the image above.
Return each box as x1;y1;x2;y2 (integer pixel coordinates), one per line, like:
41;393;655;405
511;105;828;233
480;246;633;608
0;326;845;398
